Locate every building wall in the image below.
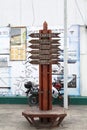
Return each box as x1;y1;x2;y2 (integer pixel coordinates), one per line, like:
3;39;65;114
0;0;87;96
80;26;87;96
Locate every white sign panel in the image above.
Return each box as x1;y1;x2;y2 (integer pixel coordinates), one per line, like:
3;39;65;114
0;27;10;54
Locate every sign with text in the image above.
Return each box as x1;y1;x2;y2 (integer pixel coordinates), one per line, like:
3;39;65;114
30;59;58;64
29;33;60;38
0;27;10;54
29;29;60;64
10;27;26;61
29;39;60;44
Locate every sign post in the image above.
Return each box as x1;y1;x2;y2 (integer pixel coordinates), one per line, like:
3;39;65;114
22;22;67;128
29;21;60;111
39;22;52;111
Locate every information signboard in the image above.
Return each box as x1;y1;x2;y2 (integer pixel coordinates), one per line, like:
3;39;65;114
10;27;26;61
29;32;60;64
29;33;60;38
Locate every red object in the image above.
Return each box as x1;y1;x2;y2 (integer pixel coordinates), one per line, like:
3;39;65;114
55;83;61;90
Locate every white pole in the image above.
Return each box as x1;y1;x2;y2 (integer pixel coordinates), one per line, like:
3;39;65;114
64;0;68;109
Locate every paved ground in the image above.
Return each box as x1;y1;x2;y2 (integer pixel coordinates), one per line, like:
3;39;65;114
0;104;87;130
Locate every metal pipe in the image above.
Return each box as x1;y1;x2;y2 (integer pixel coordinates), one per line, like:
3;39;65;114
64;0;68;109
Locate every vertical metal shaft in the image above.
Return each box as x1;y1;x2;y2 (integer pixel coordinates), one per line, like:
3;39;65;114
64;0;68;109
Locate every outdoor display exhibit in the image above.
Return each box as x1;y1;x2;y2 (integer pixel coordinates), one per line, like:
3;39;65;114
0;25;80;96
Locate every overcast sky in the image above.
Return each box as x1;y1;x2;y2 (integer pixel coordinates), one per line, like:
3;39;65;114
0;0;86;27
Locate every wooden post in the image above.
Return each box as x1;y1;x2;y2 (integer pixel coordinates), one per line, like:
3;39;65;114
39;21;52;110
22;22;67;128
